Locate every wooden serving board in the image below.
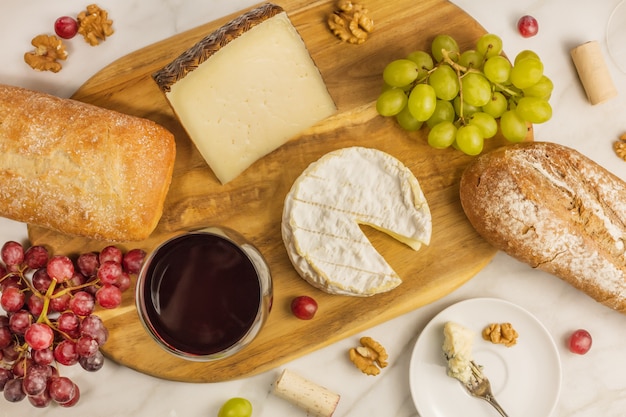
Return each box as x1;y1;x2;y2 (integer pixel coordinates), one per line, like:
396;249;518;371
28;0;526;382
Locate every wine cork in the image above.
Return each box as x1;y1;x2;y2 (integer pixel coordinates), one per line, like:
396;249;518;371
571;41;618;105
273;369;340;417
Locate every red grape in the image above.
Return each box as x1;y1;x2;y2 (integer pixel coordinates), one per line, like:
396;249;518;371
122;248;146;274
46;256;75;283
290;295;319;320
3;378;26;402
97;260;122;285
23;246;49;270
0;286;25;312
76;335;99;358
56;312;81;339
24;323;54;350
69;291;95;316
53;340;78;366
568;329;592;354
54;16;78;39
95;284;122;309
47;376;75;404
79;350;104;372
99;246;123;264
76;252;99;277
1;241;24;269
31;269;52;294
517;15;539;38
80;315;108;346
8;310;31;335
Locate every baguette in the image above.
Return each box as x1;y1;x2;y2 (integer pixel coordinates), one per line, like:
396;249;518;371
459;141;626;313
0;84;176;242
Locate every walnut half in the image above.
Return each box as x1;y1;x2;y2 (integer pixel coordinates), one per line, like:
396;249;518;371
349;336;388;376
24;35;68;73
482;322;519;347
327;0;374;45
78;4;114;46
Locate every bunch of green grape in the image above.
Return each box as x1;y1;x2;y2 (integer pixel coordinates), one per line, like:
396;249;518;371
376;33;553;155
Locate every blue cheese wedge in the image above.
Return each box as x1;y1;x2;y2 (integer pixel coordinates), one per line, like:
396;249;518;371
442;321;475;384
281;147;432;296
153;3;336;184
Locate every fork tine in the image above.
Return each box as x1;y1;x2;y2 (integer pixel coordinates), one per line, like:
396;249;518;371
469;361;483;381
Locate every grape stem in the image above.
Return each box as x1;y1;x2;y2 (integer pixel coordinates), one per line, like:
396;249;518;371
440;49;521;98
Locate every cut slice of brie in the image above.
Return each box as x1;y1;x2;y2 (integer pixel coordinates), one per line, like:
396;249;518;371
442;321;474;384
281;147;432;296
154;4;336;184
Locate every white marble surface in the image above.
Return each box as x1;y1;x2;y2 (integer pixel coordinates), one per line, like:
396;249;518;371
1;1;626;416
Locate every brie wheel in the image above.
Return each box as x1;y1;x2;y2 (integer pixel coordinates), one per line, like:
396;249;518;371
442;321;474;384
281;147;432;296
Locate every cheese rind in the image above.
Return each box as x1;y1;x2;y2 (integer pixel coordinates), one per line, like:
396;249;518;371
442;321;474;384
154;4;336;184
282;147;432;296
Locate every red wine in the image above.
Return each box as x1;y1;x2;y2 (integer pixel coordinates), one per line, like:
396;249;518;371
141;233;262;356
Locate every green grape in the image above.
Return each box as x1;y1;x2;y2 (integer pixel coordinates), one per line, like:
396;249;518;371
431;34;459;62
382;59;419;87
458;50;484;70
460;72;492;107
510;58;543;89
218;398;253;417
396;105;424;131
406;50;434;79
428;121;457;149
468;112;498;138
407;84;437;121
514;49;540;64
428;65;459;100
426;99;455;128
455;125;484;155
515;96;552;123
481;91;508;118
522;75;553;99
376;88;408;116
500;110;529;142
476;33;503;58
483;55;511;84
453;96;480;118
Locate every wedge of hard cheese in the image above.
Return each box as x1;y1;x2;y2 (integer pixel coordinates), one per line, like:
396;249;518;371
153;3;337;184
282;147;432;296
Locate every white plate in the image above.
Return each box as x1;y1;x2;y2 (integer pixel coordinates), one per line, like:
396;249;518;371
409;298;561;417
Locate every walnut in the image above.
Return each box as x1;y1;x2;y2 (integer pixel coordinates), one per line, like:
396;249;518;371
614;134;626;162
24;34;68;73
77;4;114;46
482;323;518;347
327;0;374;45
349;336;388;376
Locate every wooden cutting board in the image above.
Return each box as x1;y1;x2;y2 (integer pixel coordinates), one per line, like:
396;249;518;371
28;0;527;382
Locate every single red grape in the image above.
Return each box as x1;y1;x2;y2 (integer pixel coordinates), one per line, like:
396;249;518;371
122;248;146;274
1;241;24;268
46;255;75;283
0;286;25;312
23;245;49;270
24;323;55;350
290;295;318;320
517;15;539;38
54;16;78;39
568;329;592;354
99;245;123;264
96;284;122;309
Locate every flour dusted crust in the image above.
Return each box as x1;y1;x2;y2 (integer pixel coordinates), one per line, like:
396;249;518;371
460;141;626;312
282;147;432;296
0;84;176;242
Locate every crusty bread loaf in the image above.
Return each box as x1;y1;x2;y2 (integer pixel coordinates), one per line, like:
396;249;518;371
0;84;176;242
460;141;626;313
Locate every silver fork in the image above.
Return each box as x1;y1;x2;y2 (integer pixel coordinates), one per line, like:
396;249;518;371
462;361;510;417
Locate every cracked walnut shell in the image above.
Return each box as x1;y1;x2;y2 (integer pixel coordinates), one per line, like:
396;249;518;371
24;35;68;73
349;336;388;376
78;4;114;46
482;322;518;347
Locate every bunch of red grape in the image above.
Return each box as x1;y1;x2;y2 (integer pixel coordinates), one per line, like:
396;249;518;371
0;241;145;408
